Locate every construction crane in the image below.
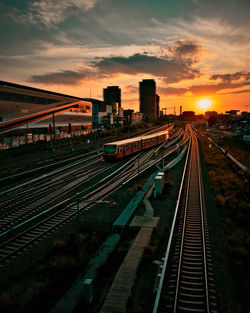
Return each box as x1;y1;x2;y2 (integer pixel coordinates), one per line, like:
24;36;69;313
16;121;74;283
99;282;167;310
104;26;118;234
162;107;176;115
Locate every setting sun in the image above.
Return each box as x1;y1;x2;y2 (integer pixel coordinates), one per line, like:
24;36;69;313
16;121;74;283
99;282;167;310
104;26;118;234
198;99;212;110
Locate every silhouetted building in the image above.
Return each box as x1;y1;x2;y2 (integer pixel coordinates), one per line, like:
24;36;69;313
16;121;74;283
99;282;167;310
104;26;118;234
124;109;143;125
139;79;157;120
205;111;218;117
103;86;121;108
226;110;240;116
156;94;160;119
182;111;195;119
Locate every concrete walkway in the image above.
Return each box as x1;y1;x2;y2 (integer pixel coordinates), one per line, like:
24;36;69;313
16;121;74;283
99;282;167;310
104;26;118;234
100;184;159;313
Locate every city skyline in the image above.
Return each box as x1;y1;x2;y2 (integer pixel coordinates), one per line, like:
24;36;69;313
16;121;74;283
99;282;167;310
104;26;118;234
0;0;250;114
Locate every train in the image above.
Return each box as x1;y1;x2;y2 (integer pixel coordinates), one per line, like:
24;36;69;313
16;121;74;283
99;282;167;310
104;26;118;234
103;129;169;160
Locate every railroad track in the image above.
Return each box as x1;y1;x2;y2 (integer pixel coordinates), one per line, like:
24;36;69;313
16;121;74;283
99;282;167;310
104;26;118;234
0;150;150;265
0;154;113;234
0;130;183;266
153;125;217;313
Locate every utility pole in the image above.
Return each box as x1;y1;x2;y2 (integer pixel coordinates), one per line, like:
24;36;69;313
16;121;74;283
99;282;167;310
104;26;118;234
76;197;81;262
26;123;29;145
52;113;56;151
69;123;74;152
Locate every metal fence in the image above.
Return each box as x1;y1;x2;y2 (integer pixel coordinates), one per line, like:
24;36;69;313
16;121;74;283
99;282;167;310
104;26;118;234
0;130;90;150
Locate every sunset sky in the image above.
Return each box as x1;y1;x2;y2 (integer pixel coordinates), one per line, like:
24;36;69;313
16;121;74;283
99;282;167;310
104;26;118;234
0;0;250;114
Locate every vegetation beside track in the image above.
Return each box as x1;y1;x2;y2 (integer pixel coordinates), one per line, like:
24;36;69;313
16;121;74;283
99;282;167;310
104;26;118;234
198;132;249;313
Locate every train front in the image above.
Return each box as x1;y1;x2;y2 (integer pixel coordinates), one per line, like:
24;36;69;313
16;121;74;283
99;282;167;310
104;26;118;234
103;143;118;161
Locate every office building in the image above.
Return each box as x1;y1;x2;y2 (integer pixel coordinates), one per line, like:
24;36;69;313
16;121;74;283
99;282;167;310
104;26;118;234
156;94;160;119
103;86;121;108
139;79;157;120
124;109;143;125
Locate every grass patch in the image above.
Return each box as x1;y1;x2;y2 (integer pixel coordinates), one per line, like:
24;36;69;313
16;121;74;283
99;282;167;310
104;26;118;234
199;132;250;313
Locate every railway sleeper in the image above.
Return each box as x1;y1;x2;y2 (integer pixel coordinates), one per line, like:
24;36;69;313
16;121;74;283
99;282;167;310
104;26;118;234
185;226;202;231
184;230;202;236
183;245;203;251
186;210;201;214
177;304;206;312
181;275;204;283
185;230;202;236
178;298;205;308
179;291;205;299
186;217;201;222
183;250;203;256
182;252;203;258
183;237;202;243
29;230;45;236
180;280;204;287
181;269;204;276
180;285;204;294
15;239;30;244
182;264;203;271
183;242;203;253
22;234;38;239
0;249;11;257
182;259;203;266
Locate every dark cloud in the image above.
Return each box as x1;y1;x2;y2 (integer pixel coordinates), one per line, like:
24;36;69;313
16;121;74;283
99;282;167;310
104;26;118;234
29;52;201;85
158;86;189;96
167;40;201;57
210;71;250;82
189;81;250;95
30;69;91;85
158;81;250;96
93;53;200;83
219;89;250;95
126;85;138;94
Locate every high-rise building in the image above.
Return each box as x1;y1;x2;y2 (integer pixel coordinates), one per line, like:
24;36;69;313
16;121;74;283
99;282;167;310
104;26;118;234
139;79;157;120
156;94;160;119
103;86;121;108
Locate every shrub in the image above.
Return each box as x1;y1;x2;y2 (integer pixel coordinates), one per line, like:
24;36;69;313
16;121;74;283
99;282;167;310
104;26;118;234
0;292;15;313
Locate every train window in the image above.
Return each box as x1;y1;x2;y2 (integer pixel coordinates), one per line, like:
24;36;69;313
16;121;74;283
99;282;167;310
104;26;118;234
126;144;130;151
104;145;116;154
119;146;124;153
134;143;137;148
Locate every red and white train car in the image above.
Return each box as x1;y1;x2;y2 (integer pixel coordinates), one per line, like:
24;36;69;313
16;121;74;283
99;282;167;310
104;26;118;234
103;129;169;160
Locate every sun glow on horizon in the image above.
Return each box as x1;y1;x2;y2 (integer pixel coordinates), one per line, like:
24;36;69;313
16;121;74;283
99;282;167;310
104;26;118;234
198;99;212;110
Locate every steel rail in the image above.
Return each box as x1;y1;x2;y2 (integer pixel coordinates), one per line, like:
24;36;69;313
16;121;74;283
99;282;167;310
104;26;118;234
0;161;113;238
196;133;210;313
173;127;210;312
0;153;103;196
0;136;179;264
152;136;191;313
173;136;192;313
0;150;99;183
0;157;108;220
152;126;215;313
0;157;149;263
0;126;178;264
123;138;189;185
